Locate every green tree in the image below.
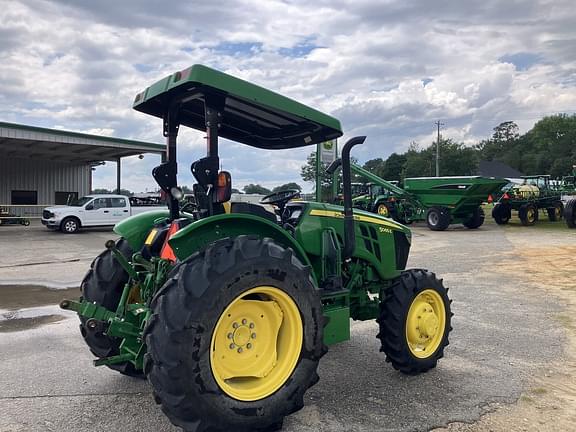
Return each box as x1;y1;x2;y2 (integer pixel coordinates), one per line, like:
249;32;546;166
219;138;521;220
91;188;111;194
243;184;272;195
362;158;386;178
476;121;520;162
300;151;358;201
272;182;302;193
91;188;133;196
382;153;407;181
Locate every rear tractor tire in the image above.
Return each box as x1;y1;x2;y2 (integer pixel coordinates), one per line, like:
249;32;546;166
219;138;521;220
547;201;563;222
492;203;511;225
375;202;390;217
463;206;485;229
144;236;326;432
426;207;451;231
79;238;142;377
566;199;576;228
377;269;452;374
519;203;538;226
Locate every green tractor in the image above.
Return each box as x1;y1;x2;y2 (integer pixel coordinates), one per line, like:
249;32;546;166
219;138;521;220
351;183;394;217
61;65;452;432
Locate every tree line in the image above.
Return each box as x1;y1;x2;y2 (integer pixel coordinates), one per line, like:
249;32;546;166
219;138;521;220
367;114;576;181
301;114;576;185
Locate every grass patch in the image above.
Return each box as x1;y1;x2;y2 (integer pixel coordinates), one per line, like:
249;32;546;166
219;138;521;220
530;387;548;395
520;395;534;403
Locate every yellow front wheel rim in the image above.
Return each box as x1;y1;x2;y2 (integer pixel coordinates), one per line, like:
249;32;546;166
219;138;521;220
210;286;303;401
377;204;389;217
405;289;446;359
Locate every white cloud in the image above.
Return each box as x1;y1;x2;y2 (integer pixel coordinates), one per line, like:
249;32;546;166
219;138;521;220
1;0;575;192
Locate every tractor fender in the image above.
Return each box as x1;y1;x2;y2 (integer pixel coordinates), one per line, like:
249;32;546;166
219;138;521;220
113;210;178;251
168;213;317;285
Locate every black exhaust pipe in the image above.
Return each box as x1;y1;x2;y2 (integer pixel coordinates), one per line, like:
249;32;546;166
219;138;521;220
326;136;366;259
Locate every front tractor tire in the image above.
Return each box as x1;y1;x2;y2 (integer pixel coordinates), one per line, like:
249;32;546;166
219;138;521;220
377;269;452;375
492;203;511;225
463;206;485;229
519;203;538;226
79;238;142;377
547;201;563;222
566;199;576;228
144;236;326;432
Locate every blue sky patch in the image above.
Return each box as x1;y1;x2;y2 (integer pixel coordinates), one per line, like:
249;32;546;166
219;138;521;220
213;42;263;56
134;63;155;73
279;40;320;58
421;78;434;86
499;52;542;71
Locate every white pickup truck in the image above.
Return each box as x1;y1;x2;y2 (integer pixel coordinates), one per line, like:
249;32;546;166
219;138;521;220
42;194;164;233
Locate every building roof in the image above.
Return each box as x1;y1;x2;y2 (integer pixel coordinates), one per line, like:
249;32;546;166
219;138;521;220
478;160;524;178
0;121;165;164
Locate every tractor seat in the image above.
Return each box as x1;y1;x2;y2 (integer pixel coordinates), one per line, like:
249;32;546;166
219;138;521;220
230;202;277;224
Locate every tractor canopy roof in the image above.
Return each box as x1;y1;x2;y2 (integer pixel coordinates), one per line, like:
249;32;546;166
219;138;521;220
133;64;343;150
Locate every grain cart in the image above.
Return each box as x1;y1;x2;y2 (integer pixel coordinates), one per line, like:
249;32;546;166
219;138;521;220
60;65;453;432
349;164;507;231
492;175;564;226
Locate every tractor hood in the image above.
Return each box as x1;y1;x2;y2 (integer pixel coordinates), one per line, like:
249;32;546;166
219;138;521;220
133;64;343;150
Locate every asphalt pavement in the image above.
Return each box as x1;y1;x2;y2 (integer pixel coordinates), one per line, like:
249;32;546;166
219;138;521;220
0;221;568;432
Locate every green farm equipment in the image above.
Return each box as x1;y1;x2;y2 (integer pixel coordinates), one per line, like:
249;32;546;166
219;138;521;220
349;163;508;231
61;65;453;432
566;199;576;228
492;175;565;226
351;183;395;217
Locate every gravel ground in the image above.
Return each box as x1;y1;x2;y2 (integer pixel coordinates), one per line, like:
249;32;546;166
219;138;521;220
0;220;572;432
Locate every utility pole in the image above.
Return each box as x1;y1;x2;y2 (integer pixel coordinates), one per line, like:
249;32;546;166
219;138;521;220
435;120;444;177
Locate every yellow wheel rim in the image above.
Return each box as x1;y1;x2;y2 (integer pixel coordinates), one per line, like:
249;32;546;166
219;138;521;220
527;208;535;223
405;289;446;359
210;286;303;401
377;204;389;217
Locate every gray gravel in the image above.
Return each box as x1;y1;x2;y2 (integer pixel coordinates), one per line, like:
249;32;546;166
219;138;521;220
0;222;567;432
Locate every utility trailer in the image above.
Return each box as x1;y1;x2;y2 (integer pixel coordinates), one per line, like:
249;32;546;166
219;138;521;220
60;65;453;432
492;175;565;226
349;164;508;231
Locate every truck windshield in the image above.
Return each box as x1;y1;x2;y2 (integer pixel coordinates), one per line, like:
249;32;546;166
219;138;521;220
69;196;93;206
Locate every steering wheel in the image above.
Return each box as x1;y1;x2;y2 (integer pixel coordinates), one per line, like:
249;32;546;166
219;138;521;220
260;189;300;207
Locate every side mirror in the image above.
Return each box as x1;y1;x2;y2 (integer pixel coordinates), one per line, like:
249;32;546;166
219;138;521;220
215;171;232;203
85;203;94;210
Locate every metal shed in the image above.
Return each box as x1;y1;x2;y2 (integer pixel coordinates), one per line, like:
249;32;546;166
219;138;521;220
0;121;165;216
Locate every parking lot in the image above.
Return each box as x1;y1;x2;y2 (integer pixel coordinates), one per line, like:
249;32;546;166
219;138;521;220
1;220;575;432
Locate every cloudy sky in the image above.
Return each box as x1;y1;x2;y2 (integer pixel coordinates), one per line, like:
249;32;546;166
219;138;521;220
2;0;575;192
